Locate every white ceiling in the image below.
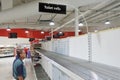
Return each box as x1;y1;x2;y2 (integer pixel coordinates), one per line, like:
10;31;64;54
0;0;120;33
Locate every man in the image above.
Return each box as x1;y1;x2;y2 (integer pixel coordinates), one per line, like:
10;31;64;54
24;47;28;57
13;49;26;80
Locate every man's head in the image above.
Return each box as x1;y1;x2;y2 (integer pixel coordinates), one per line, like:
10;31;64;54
17;49;26;60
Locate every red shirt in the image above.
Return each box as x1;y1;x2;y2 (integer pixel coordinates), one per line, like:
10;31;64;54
24;48;28;54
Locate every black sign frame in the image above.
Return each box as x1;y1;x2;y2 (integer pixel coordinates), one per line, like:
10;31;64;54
39;2;66;14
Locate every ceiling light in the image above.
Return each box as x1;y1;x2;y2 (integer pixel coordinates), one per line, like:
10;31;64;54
6;26;11;31
25;30;29;33
105;20;110;24
7;28;11;31
78;29;81;32
41;31;44;34
49;21;55;26
79;22;83;26
59;31;63;34
94;30;98;32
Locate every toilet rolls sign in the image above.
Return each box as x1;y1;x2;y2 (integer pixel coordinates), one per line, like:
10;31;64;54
39;2;66;14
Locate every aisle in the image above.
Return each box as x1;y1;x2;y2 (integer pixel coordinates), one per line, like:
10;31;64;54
0;57;37;80
36;49;120;80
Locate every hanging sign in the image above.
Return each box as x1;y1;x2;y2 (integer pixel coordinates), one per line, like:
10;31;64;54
39;2;66;14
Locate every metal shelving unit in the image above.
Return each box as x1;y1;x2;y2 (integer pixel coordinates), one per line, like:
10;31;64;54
0;47;14;57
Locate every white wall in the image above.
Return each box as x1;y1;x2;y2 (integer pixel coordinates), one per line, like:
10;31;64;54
52;38;69;55
92;28;120;68
41;41;53;51
41;28;120;68
69;35;89;60
42;38;69;55
41;35;89;60
0;37;29;47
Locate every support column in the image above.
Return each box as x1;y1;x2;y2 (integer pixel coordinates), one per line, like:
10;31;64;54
75;8;79;36
51;28;53;40
1;0;13;11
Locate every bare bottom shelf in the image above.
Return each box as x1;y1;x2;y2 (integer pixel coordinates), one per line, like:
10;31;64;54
34;63;51;80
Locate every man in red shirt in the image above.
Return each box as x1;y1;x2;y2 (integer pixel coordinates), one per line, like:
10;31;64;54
24;47;28;57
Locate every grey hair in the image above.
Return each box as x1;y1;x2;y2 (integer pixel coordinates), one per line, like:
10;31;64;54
16;49;24;58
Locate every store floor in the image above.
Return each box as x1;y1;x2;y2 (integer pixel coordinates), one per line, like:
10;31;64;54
0;57;37;80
